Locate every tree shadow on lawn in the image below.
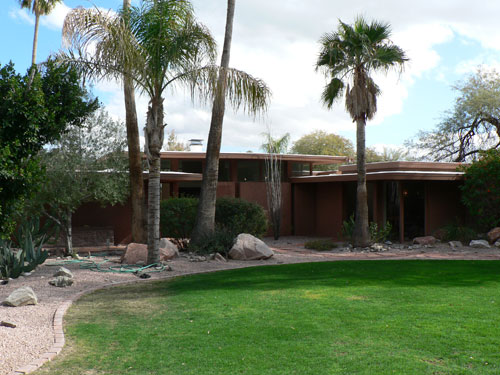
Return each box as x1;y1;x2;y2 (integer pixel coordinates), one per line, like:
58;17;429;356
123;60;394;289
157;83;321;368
101;260;500;301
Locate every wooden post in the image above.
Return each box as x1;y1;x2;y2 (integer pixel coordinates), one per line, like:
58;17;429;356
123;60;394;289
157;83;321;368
399;182;405;244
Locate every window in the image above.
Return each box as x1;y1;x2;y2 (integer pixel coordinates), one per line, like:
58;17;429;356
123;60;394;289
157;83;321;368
179;160;202;173
237;160;261;182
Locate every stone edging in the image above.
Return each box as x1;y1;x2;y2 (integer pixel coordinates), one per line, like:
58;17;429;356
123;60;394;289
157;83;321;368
8;266;243;375
8;277;158;375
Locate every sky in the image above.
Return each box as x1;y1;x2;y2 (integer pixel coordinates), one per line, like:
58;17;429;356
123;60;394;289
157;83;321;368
3;0;500;153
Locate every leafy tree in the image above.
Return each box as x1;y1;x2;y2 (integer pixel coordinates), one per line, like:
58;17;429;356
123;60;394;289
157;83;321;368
0;61;98;236
460;149;500;231
409;68;500;162
316;17;407;247
19;0;62;65
62;0;269;263
165;130;187;151
291;130;355;158
190;0;270;245
26;110;129;256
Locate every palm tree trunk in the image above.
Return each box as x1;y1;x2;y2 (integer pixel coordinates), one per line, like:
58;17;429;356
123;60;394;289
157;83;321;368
145;94;165;264
123;0;146;244
353;117;371;247
32;12;40;65
191;0;235;244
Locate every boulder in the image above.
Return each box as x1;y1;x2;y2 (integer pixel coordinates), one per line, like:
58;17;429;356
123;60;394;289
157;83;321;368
449;241;463;249
413;236;437;246
495;240;500;248
49;276;74;287
487;227;500;244
214;253;227;262
3;286;38;307
122;242;179;264
159;238;179;260
121;243;148;264
229;234;274;260
469;240;491;249
53;267;73;279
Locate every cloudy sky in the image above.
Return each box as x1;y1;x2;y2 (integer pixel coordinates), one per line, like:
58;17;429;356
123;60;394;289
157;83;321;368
4;0;500;153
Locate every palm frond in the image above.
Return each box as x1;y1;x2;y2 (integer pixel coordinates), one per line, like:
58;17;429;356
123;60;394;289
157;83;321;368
321;78;344;109
175;65;270;117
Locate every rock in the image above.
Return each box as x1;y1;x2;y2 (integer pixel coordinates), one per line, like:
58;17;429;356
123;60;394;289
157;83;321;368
189;255;207;262
121;243;148;264
494;240;500;248
487;227;500;244
49;276;74;287
229;234;274;260
413;236;437;246
122;242;179;264
159;238;179;261
469;240;491;249
214;253;227;262
370;243;386;252
53;267;73;279
449;241;463;249
3;286;38;307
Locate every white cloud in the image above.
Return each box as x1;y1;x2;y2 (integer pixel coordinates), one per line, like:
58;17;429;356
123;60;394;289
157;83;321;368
40;2;72;30
8;8;34;25
59;0;500;152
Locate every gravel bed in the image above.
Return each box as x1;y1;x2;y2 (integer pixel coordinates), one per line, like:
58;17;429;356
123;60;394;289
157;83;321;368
1;237;499;375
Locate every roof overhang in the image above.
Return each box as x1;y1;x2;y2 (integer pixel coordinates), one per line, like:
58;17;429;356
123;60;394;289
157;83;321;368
291;170;465;183
159;151;347;165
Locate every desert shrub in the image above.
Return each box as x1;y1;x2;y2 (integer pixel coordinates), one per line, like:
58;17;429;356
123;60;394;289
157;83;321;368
342;214;392;243
369;221;392;243
160;198;198;249
440;223;477;244
160;197;268;247
215;197;268;238
304;239;337;251
460;150;500;231
188;227;235;256
0;240;25;279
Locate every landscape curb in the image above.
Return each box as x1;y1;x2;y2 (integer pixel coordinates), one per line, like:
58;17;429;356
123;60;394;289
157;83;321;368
8;265;246;375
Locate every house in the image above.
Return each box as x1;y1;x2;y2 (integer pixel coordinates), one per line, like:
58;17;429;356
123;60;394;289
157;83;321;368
72;152;467;244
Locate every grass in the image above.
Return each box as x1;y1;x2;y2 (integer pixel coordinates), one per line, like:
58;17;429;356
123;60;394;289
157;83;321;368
36;260;500;375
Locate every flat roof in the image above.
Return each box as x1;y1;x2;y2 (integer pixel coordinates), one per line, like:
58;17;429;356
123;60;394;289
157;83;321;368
291;161;466;183
159;151;348;165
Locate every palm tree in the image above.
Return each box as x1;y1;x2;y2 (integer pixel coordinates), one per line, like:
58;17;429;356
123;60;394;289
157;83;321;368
61;0;269;263
19;0;62;65
122;0;145;244
316;17;407;247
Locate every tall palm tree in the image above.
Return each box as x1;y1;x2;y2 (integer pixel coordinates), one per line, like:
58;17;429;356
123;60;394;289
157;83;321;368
122;0;145;244
61;0;269;263
192;0;240;244
19;0;62;65
316;17;407;247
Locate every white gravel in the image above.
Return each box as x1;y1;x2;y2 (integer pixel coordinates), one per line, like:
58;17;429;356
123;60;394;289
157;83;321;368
1;237;499;375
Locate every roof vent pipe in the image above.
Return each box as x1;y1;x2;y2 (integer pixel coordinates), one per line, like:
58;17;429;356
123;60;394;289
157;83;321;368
188;139;203;152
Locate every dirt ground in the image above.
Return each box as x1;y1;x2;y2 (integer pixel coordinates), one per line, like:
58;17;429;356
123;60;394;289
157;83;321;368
1;236;499;375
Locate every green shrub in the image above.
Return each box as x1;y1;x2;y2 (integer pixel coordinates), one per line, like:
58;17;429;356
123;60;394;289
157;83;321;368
188;227;235;256
460;150;500;230
160;197;268;248
440;223;477;244
369;221;392;243
0;240;25;279
160;197;198;249
215;197;268;238
342;214;392;243
304;239;337;251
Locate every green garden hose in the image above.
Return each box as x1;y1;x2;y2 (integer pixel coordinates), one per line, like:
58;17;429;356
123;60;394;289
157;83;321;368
47;257;167;273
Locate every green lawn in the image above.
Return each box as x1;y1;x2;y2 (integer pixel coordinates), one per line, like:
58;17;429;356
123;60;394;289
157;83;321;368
36;261;500;375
